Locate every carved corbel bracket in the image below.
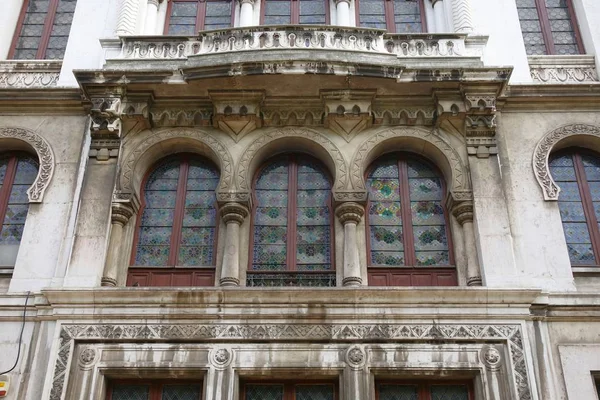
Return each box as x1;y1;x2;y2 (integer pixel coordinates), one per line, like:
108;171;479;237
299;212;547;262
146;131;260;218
90;95;123;139
333;190;368;206
112;190;141;214
433;90;466;130
463;91;498;158
321;89;375;142
446;190;474;225
217;191;251;208
210;90;265;142
111;201;137;226
120;94;153;133
150;107;212;128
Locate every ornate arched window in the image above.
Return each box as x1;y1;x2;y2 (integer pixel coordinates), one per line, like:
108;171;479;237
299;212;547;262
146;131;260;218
128;154;219;287
0;153;38;269
165;0;234;34
249;154;335;287
261;0;328;25
357;0;425;33
549;149;600;266
366;153;455;286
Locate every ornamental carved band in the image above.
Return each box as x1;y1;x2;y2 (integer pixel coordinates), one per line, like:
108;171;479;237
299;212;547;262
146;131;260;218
49;323;532;400
0;127;55;203
533;124;600;201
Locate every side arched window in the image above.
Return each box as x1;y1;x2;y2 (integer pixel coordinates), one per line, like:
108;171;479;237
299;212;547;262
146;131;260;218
249;154;335;287
357;0;425;33
366;153;455;286
129;155;219;287
0;154;39;268
549;150;600;265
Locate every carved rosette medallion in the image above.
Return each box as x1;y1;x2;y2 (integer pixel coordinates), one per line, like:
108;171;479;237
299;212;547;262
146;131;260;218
210;348;233;369
345;345;366;369
78;347;98;369
481;346;502;370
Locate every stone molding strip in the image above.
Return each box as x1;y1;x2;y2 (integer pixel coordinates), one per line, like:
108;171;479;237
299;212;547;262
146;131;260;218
49;323;532;400
0;61;61;88
533;123;600;200
0;127;55;203
529;55;599;84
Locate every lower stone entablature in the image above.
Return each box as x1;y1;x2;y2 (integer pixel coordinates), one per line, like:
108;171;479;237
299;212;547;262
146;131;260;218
50;323;533;400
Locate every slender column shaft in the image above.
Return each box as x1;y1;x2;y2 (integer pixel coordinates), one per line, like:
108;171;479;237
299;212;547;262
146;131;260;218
144;0;160;34
239;0;255;27
116;0;140;35
219;203;249;287
101;203;135;287
431;0;446;33
335;0;351;27
336;202;364;287
453;201;482;286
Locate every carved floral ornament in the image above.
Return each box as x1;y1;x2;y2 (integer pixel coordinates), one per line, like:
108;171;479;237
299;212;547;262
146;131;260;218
0;127;55;203
533;124;600;201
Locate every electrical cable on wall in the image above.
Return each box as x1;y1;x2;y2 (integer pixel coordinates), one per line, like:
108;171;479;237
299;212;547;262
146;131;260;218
0;291;30;375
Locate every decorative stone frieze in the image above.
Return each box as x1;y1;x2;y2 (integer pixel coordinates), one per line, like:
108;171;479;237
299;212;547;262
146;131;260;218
533;123;600;201
463;91;498;158
529;55;599;84
0;127;55;203
220;202;249;287
78;347;98;370
336;202;365;287
50;323;533;400
385;34;466;57
210;90;265;142
372;106;436;126
0;61;61;88
322;89;375;142
150;107;212;127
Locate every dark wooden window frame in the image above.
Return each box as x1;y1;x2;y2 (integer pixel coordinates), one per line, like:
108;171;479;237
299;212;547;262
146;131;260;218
106;380;202;400
365;153;456;286
551;148;600;267
528;0;584;55
355;0;427;33
10;0;63;59
248;153;335;274
0;155;25;233
260;0;331;25
164;0;235;34
375;380;474;400
241;381;338;400
130;154;220;269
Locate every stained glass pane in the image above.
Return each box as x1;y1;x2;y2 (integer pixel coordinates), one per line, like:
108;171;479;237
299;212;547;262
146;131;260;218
263;0;291;25
430;384;469;400
550;154;596;265
168;2;199;35
377;384;418;400
359;0;387;29
245;384;284;400
45;0;76;59
393;0;422;33
516;0;547;55
111;385;150;400
299;0;326;24
296;384;334;400
204;0;232;30
12;0;50;59
545;0;579;55
162;384;201;400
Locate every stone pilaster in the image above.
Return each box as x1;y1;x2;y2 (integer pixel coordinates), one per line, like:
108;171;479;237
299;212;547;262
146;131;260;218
219;203;249;287
101;202;137;287
144;0;162;34
116;0;140;35
449;192;482;286
464;92;498;158
452;0;474;33
336;202;365;287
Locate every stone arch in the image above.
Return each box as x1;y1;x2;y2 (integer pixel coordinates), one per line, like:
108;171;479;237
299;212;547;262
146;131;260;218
0;127;55;203
349;126;469;194
236;127;348;193
117;128;234;201
533;123;600;201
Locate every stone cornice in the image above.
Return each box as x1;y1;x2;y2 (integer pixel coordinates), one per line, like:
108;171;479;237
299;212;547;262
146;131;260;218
0;88;85;114
500;84;600;111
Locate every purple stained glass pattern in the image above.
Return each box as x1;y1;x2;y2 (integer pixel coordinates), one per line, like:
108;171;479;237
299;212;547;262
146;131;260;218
430;385;469;400
295;385;335;400
359;0;387;29
111;385;150;400
245;385;284;400
168;2;199;35
162;385;201;400
393;0;422;33
377;384;419;400
550;154;596;265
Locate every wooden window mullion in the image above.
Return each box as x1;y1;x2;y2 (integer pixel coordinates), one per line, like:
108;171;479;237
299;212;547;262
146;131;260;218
0;157;18;229
287;156;298;271
565;0;585;53
573;153;600;263
169;159;189;266
197;0;207;31
534;0;556;55
37;0;61;59
398;159;415;266
384;0;395;33
291;0;299;24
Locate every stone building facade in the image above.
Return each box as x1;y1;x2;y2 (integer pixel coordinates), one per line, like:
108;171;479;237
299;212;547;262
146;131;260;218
0;0;600;399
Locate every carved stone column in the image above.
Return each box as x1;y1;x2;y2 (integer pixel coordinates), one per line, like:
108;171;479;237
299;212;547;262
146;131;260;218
116;0;140;35
450;195;482;286
336;202;364;287
452;0;474;33
430;0;446;33
144;0;162;34
335;0;351;26
239;0;255;27
101;202;136;287
219;203;249;287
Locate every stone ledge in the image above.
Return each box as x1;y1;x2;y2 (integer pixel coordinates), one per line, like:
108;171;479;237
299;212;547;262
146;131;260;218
528;55;599;84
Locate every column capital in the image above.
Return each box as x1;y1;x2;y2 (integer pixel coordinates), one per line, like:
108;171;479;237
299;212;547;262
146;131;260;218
221;202;249;225
335;0;351;4
451;200;474;225
111;202;136;226
336;202;365;225
147;0;161;6
430;0;443;6
239;0;256;4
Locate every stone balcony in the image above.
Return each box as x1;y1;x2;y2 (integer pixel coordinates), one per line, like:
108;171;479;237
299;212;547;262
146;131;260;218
101;25;488;70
